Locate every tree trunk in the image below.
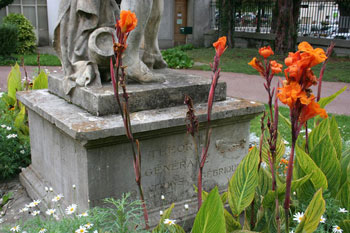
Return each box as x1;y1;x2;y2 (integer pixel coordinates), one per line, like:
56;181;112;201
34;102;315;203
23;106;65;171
271;0;279;33
337;1;350;33
218;0;235;48
274;0;301;54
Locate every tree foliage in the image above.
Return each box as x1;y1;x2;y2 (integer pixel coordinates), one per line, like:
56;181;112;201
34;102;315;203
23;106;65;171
0;0;14;9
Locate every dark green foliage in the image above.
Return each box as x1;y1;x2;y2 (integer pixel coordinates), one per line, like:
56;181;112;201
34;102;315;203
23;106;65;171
0;0;14;9
0;97;31;180
2;13;36;54
161;45;194;69
0;23;18;56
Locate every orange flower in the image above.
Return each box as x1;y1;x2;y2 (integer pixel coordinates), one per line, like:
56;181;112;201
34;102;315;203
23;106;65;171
304;68;318;88
299;99;328;124
259;46;274;59
213;36;227;57
270;60;283;74
277;82;310;108
284;52;313;82
298;41;327;67
280;158;289;165
284;51;301;67
119;10;138;33
248;57;264;76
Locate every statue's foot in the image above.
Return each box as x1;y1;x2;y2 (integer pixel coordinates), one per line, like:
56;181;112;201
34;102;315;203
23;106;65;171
126;61;165;83
142;51;168;69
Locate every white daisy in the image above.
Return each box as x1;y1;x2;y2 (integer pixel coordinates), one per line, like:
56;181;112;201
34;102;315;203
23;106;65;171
339;208;348;213
19;207;29;213
6;126;11;130
164;219;176;225
161;195;165;200
293;212;304;223
0;124;6;128
52;194;64;202
320;215;326;223
184;204;189;210
10;225;20;232
333;225;343;233
93;231;98;233
159;210;163;216
75;226;87;233
38;228;47;233
78;211;88;217
45;209;56;216
65;204;77;215
31;210;40;216
84;223;93;229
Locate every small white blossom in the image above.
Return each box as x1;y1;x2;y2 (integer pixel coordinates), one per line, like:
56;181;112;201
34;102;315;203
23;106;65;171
164;219;176;225
161;195;165;200
53;214;59;221
1;124;6;128
159;210;163;216
49;187;53;192
45;209;56;216
10;225;20;232
320;215;326;223
93;231;98;233
65;204;77;215
0;218;3;224
31;210;40;216
184;204;189;210
6;134;17;139
339;208;348;213
72;184;76;189
52;194;64;202
19;207;29;213
75;226;87;233
293;212;304;223
20;150;25;154
45;187;49;192
6;126;11;130
333;225;343;233
29;200;41;207
38;228;47;233
78;211;88;217
84;223;93;229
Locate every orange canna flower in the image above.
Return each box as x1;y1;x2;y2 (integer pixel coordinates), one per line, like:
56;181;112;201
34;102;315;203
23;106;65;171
299;99;328;124
285;52;313;82
277;81;311;108
270;60;283;74
213;36;227;57
284;51;301;67
248;57;265;76
119;10;138;33
298;41;327;67
259;46;274;59
304;68;318;88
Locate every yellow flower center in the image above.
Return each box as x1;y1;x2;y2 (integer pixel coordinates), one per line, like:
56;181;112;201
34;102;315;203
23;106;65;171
337;226;340;230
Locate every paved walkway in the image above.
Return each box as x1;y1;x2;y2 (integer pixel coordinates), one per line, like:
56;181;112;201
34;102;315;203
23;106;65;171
0;66;349;115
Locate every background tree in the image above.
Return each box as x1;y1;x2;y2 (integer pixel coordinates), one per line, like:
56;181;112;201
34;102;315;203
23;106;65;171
274;0;302;54
336;0;350;33
218;0;237;48
0;0;14;9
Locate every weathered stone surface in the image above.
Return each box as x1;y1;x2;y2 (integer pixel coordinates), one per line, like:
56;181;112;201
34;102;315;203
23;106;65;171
18;89;263;227
48;68;227;116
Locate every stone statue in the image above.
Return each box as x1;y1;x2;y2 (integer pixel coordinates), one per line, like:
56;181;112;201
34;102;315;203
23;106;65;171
54;0;166;95
53;0;119;94
121;0;167;83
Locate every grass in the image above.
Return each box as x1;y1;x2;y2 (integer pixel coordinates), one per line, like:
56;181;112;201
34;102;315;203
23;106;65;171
250;104;350;150
0;54;61;66
185;47;350;83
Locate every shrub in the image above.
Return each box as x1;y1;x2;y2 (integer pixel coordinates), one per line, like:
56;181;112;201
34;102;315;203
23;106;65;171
2;13;36;54
0;23;18;56
161;47;194;69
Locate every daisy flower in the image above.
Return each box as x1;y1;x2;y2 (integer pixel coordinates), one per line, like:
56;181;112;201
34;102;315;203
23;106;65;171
293;212;304;223
6;126;11;130
78;211;89;217
75;226;87;233
65;204;77;215
45;209;56;216
184;204;189;210
19;207;29;213
159;210;163;216
320;215;326;223
52;194;64;202
339;208;348;213
10;225;20;232
1;124;6;128
333;225;343;233
29;200;41;207
164;219;176;225
31;210;40;216
84;223;94;229
39;228;47;233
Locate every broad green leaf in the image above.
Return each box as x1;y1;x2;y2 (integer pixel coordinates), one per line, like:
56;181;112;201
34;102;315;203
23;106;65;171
295;189;325;233
224;209;241;232
193;185;209;202
339;220;350;233
262;190;276;209
336;182;350;211
7;63;22;102
32;70;48;90
192;187;226;233
232;231;259;233
172;225;186;233
278;111;291;128
228;147;259;217
0;93;16;107
14;105;26;131
261;132;285;166
295;145;328;192
329;117;342;160
309;134;341;194
257;167;272;196
340;150;350;185
308;118;329;152
278;173;312;195
318;86;347;108
221;192;228;204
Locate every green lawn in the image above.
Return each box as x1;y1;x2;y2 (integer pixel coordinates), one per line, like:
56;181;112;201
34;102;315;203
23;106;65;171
250;104;350;150
0;54;61;66
186;47;350;83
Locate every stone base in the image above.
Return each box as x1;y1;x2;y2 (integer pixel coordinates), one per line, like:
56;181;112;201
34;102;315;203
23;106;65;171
48;68;227;116
18;88;263;227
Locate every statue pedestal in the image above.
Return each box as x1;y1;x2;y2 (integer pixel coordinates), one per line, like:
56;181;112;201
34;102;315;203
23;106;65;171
18;70;263;227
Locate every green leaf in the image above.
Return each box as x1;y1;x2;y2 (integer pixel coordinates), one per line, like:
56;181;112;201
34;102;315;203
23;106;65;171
32;70;48;90
329;117;342;160
0;93;15;107
309;134;341;195
340;150;350;185
7;63;22;102
318;86;347;109
228;147;259;217
257;167;272;196
221;192;228;204
308;118;329;152
232;231;259;233
14;105;26;131
224;209;241;232
261;132;285;166
160;203;174;224
295;145;328;192
278;173;312;195
339;220;350;233
295;189;326;233
278;111;291;128
336;182;350;211
192;187;226;233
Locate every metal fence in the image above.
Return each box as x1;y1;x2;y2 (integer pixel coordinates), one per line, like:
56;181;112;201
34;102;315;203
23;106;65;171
211;0;350;40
